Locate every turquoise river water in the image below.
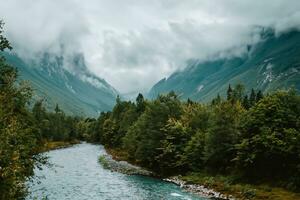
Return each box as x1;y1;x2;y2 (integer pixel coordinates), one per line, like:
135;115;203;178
26;143;207;200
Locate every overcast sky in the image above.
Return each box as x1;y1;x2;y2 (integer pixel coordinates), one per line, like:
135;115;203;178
1;0;300;93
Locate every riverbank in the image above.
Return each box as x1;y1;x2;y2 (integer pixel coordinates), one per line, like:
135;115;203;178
164;176;235;200
100;148;234;200
99;154;232;199
101;148;300;200
39;140;80;152
180;173;300;200
99;154;153;176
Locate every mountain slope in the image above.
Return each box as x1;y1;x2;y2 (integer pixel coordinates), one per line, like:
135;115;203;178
148;30;300;101
3;52;118;116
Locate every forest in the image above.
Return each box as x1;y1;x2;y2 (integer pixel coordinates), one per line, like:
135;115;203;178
84;86;300;192
1;20;300;199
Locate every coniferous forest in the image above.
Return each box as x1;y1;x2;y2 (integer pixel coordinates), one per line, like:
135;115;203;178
1;20;300;199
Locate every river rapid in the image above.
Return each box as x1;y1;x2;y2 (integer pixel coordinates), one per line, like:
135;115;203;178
26;143;207;200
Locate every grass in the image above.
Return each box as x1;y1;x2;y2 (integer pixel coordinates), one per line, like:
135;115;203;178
39;140;80;152
182;172;300;200
98;155;109;169
106;148;130;161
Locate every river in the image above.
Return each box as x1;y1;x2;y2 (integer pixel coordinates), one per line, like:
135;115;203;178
26;143;207;200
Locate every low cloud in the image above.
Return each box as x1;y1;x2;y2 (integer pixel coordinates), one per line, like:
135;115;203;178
0;0;300;93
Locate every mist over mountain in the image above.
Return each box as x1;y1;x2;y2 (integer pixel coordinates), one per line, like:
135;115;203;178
148;29;300;100
3;51;118;116
1;0;300;94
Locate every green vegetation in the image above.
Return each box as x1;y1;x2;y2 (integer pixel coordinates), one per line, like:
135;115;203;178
99;155;109;169
78;82;300;199
0;21;41;199
39;141;80;153
0;21;83;199
182;173;300;200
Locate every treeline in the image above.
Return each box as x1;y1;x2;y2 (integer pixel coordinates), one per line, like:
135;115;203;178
32;102;83;142
0;22;82;199
81;86;300;191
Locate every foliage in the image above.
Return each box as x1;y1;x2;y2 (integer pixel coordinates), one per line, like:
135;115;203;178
85;83;300;191
123;92;183;173
0;21;43;199
0;22;82;199
99;155;109;169
204;101;245;172
235;89;300;188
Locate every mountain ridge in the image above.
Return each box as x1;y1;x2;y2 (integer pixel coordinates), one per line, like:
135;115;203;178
148;29;300;101
3;51;118;116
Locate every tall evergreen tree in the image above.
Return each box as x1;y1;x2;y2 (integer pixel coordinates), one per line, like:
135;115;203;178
242;95;250;109
136;93;146;113
227;84;233;101
249;88;256;106
256;90;263;102
212;94;221;105
233;84;245;102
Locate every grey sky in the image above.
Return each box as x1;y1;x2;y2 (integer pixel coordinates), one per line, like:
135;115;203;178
1;0;300;93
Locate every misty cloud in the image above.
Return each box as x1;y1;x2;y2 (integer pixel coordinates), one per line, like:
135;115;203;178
0;0;300;93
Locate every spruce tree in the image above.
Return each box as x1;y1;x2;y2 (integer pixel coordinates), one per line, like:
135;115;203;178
136;93;145;113
242;95;250;109
227;84;233;101
249;88;256;106
256;90;263;102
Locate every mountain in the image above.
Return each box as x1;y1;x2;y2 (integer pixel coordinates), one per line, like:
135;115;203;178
3;52;118;116
148;29;300;101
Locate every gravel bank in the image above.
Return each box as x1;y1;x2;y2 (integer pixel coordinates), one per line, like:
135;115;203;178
100;152;235;199
164;176;235;200
99;154;153;176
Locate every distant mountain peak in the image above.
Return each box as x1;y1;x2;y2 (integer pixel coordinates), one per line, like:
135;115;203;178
2;50;119;116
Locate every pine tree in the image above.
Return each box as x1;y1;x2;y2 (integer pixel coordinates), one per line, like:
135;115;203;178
55;103;61;114
136;93;145;113
242;95;250;109
227;84;233;101
212;94;221;105
116;95;121;104
32;100;46;121
187;98;194;105
256;90;263;102
249;88;256;106
233;84;245;102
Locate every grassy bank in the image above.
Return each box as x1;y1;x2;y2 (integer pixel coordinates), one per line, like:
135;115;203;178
106;148;130;161
182;173;300;200
39;140;80;152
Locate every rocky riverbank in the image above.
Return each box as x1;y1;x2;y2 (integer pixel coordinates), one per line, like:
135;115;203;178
99;152;235;200
164;176;235;200
99;154;153;176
